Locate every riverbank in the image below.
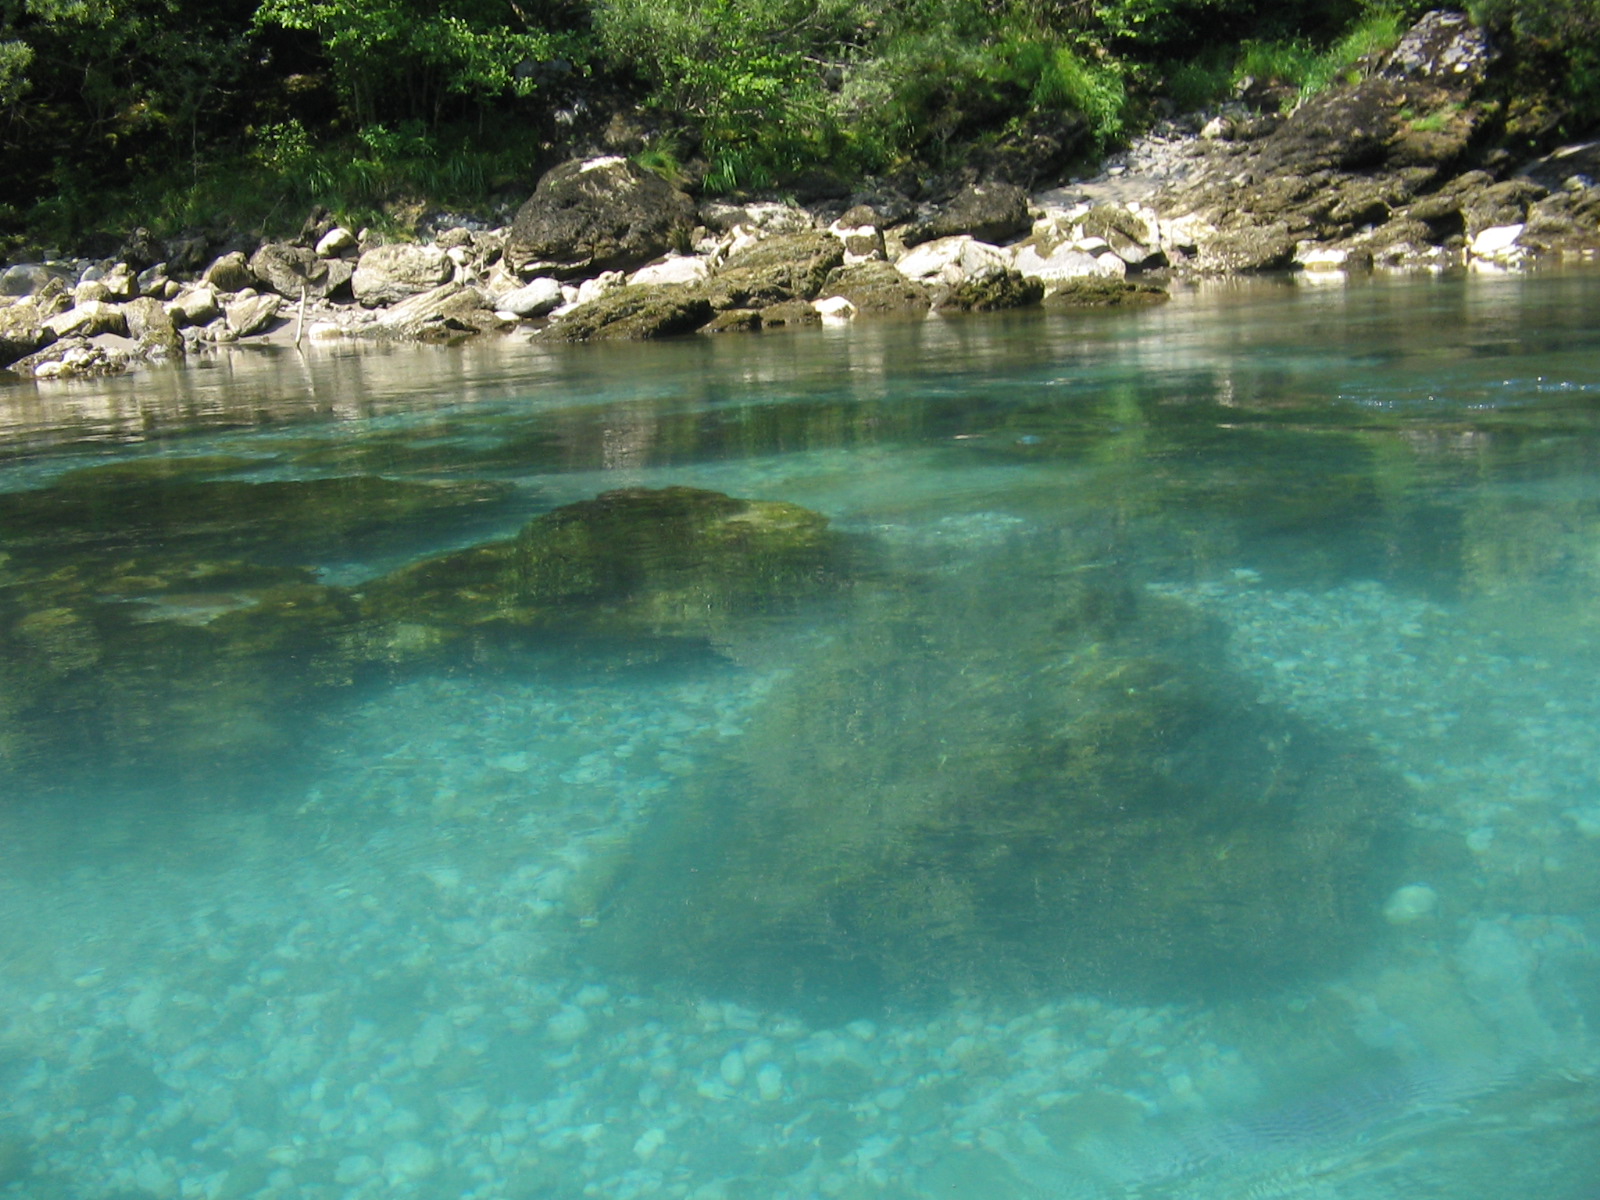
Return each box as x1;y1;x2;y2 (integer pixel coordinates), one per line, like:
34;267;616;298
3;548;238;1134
2;11;1597;384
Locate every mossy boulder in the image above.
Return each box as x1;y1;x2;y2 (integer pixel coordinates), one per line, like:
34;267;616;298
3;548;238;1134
938;268;1044;312
360;486;850;648
901;182;1032;246
820;262;933;314
1042;278;1170;308
545;285;714;341
587;569;1402;1017
1;476;851;783
0;466;514;567
0;463;520;779
505;156;698;279
699;232;846;310
0;299;51;368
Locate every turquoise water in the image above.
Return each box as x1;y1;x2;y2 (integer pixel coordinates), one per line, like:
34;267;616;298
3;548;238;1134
2;271;1599;1199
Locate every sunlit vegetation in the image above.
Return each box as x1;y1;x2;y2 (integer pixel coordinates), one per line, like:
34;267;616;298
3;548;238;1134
0;0;1593;248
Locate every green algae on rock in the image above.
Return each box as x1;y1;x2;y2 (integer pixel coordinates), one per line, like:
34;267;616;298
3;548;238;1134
1;483;852;781
543;285;714;341
585;566;1404;1017
359;485;851;648
0;470;517;566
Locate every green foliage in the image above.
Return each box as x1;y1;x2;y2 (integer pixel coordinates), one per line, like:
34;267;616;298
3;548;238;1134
1;0;1596;243
1470;0;1600;131
251;0;576;125
0;38;31;107
595;0;841;189
1296;5;1406;97
244;115;538;225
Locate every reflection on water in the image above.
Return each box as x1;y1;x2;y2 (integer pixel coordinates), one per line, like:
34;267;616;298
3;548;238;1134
1;271;1599;1199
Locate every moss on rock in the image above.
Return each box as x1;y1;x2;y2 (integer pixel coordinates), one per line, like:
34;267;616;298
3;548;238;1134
544;285;714;341
360;485;850;646
586;568;1402;1016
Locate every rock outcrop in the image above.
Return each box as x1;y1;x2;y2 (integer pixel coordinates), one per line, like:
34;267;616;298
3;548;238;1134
504;156;697;279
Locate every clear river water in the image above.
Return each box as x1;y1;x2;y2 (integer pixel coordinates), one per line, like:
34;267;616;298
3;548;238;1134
1;270;1598;1200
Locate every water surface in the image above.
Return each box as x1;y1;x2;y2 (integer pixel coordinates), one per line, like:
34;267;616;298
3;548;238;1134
2;271;1598;1199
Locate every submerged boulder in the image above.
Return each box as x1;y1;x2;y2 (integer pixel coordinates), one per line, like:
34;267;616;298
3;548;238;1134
586;568;1402;1016
360;486;850;648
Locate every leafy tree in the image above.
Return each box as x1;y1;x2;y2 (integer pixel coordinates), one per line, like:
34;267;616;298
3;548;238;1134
251;0;582;128
1;0;257;222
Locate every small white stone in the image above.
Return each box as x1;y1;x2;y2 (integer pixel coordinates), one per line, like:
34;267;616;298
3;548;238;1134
382;1140;438;1183
316;226;356;257
633;1127;666;1161
1469;223;1525;261
545;1005;591;1043
1383;883;1439;924
719;1049;747;1087
756;1061;783;1102
1465;827;1495;853
628;255;709;287
813;295;856;320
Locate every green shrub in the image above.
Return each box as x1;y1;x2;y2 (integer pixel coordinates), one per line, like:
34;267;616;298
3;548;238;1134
1471;0;1600;132
1297;6;1407;97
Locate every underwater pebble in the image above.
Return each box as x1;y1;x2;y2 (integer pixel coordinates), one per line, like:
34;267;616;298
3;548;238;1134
383;1140;438;1182
756;1062;784;1102
1383;883;1439;924
335;1154;376;1184
1564;806;1600;838
575;983;610;1007
547;1006;591;1043
719;1049;747;1087
633;1127;666;1161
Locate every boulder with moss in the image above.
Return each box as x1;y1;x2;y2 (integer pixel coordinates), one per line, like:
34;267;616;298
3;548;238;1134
698;231;845;311
818;262;933;314
938;268;1044;312
544;284;713;341
358;486;851;649
901;182;1033;246
0;299;51;368
585;565;1402;1017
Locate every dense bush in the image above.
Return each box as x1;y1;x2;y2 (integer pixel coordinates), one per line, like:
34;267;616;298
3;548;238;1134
0;0;1595;246
1470;0;1600;132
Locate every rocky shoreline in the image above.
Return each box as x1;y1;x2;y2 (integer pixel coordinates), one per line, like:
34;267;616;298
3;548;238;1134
2;10;1598;383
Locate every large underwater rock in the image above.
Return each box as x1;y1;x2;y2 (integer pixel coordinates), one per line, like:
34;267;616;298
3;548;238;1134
585;568;1405;1017
358;485;850;650
0;476;850;780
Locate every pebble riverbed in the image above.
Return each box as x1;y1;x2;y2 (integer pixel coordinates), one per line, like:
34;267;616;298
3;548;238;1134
2;529;1598;1199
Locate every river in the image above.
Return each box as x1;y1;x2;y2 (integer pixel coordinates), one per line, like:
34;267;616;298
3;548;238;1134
1;270;1597;1199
